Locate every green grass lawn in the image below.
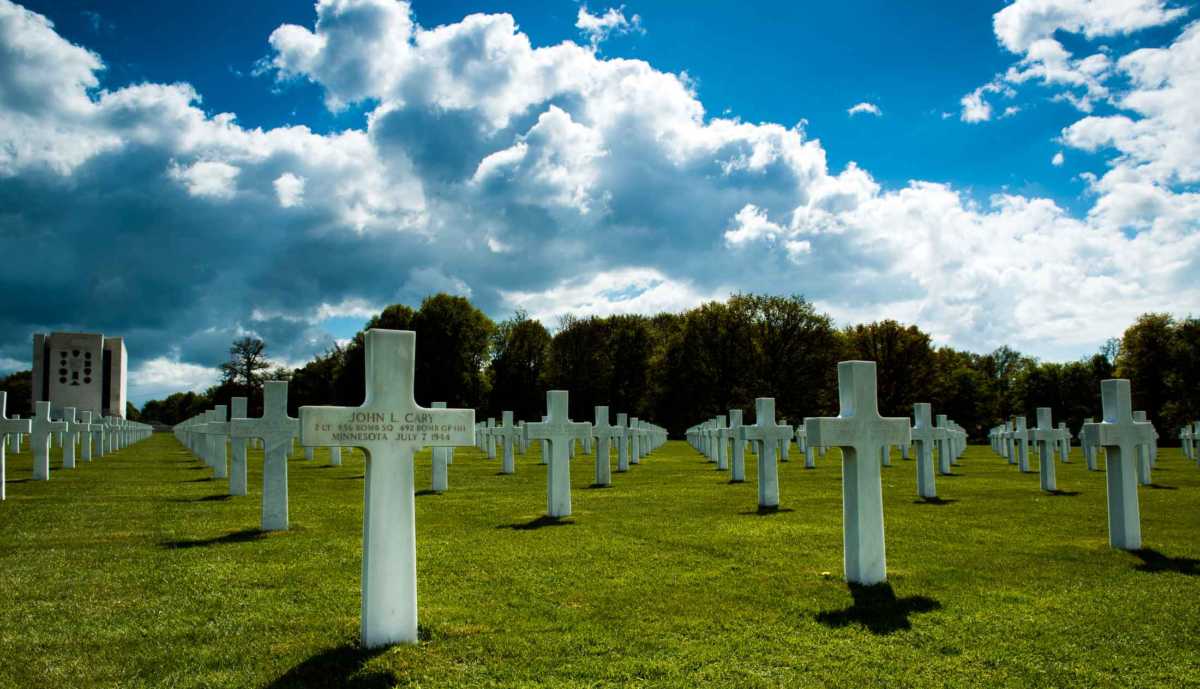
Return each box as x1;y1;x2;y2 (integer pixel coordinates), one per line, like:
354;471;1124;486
1;434;1198;688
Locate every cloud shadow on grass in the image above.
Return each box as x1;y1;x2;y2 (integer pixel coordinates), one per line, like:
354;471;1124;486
264;643;395;689
1131;549;1199;576
816;582;941;634
160;528;267;549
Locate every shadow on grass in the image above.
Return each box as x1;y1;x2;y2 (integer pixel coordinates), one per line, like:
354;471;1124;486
183;477;213;483
739;506;795;516
168;494;232;503
6;478;32;483
1131;549;1199;576
414;489;441;497
938;473;964;477
264;643;395;689
498;515;574;531
334;475;365;480
1046;490;1081;497
816;582;941;634
1146;483;1178;490
160;528;267;549
586;483;613;489
726;479;746;485
913;497;958;506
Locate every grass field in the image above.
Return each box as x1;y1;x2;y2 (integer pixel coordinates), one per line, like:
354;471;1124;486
0;433;1198;688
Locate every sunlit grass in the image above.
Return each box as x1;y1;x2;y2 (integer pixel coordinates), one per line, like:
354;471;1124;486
0;434;1197;688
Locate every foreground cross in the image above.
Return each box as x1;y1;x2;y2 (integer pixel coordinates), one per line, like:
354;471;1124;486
526;391;591;517
805;361;911;584
30;402;67;481
300;330;474;648
1082;380;1155;550
0;392;32;500
230;382;298;531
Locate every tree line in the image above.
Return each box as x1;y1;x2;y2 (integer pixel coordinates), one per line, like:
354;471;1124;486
129;294;1198;441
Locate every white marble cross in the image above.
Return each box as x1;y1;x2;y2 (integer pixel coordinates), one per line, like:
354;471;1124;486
628;416;641;465
1080;417;1099;471
910;403;942;499
1031;408;1059;492
525;390;591;518
1082;380;1155;550
742;398;793;509
1011;416;1030;472
30;401;67;481
615;413;630;472
713;415;729;471
300;330;475;648
485;418;497;460
208;405;229;479
430;402;452;492
229;397;249;496
0;392;32;500
935;414;953;476
728;409;747;482
230;381;298;532
60;407;79;470
78;411;94;462
494;411;520;475
592;406;617;487
805;361;911;585
1133;411;1154;485
1056;422;1071;462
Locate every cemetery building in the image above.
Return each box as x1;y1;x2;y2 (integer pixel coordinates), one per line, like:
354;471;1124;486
31;332;128;419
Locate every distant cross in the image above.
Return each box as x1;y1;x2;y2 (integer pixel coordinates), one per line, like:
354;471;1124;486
1079;417;1100;471
78;411;95;462
805;361;911;585
207;405;230;479
229;397;249;496
525;390;592;518
779;419;792;462
910;404;942;499
300;330;474;648
230;381;299;532
7;414;21;454
1178;425;1192;462
592;406;618;487
494;411;520;475
795;426;816;468
615;413;630;472
1056;422;1071;463
0;392;32;500
1011;416;1030;472
61;407;79;470
1133;411;1154;486
29;401;67;481
430;402;452;492
1082;381;1155;550
628;416;642;464
713;415;729;471
728;409;747;482
1030;408;1059;492
742;398;793;509
485;418;497;460
935;414;953;476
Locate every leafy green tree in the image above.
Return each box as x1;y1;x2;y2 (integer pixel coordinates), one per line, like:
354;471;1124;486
843;320;935;418
0;370;32;418
411;294;494;408
1116;313;1175;424
488;312;551;420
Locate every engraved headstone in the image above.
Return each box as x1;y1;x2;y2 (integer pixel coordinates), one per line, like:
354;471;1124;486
299;330;474;647
805;361;910;584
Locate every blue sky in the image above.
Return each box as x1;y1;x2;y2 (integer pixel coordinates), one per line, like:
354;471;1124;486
1;0;1197;404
